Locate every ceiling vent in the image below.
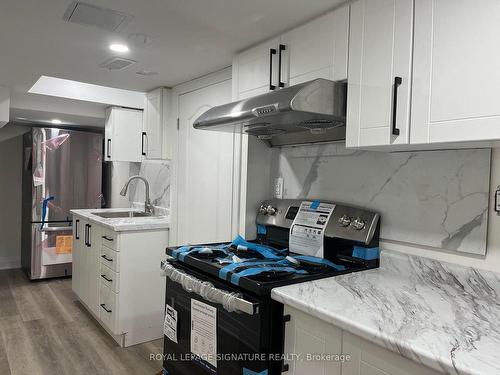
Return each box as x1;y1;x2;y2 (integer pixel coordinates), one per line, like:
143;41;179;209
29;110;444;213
100;57;137;71
63;2;133;32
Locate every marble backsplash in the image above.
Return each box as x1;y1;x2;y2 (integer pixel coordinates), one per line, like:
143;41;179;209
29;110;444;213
107;160;171;210
270;143;491;255
129;160;171;209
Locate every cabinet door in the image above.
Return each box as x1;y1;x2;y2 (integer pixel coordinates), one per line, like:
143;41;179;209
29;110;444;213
234;37;280;99
87;223;101;317
105;107;143;162
346;0;413;148
71;217;83;298
283;305;342;375
283;5;349;86
411;0;500;144
80;220;90;305
143;88;168;159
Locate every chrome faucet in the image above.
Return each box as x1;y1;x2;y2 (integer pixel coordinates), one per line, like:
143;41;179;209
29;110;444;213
120;176;154;215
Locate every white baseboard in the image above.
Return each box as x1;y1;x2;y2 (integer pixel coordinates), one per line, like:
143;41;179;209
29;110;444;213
0;256;21;270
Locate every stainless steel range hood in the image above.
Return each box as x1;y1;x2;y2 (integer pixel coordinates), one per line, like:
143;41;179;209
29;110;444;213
193;79;347;147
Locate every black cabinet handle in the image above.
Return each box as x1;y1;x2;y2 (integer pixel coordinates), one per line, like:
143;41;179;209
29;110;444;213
269;48;277;91
278;44;286;88
141;132;146;156
102;235;114;242
100;303;112;313
87;224;92;247
84;224;89;246
392;77;402;136
101;255;113;262
101;274;113;282
75;219;79;240
107;139;111;158
281;314;291;372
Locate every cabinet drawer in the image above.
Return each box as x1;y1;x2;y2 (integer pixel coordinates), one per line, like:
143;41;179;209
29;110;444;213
100;263;120;293
100;228;117;250
100;246;120;272
99;282;118;333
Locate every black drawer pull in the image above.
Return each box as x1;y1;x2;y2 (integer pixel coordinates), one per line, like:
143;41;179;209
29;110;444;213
101;274;113;282
392;76;402;136
101;255;113;262
75;219;79;240
100;303;112;313
102;235;114;242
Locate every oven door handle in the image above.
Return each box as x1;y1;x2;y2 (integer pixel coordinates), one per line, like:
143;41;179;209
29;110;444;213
161;259;259;315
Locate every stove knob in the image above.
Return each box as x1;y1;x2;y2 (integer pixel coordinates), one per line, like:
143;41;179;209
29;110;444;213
338;214;351;227
266;205;277;216
259;204;268;215
351;217;366;230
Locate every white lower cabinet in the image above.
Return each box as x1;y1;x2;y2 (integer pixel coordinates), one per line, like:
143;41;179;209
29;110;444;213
283;305;440;375
72;213;169;347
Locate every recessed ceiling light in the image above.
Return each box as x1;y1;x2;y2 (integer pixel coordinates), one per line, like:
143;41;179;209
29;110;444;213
51;119;62;125
109;43;129;53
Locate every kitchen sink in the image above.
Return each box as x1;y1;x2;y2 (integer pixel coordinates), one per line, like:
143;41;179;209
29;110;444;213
92;211;153;219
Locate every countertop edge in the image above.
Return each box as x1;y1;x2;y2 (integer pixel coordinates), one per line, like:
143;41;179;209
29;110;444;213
70;209;170;232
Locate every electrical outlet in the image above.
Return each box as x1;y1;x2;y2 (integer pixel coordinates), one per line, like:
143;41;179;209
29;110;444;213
274;177;283;199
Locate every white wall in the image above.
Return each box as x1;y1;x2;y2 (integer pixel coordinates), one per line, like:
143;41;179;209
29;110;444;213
0;134;23;269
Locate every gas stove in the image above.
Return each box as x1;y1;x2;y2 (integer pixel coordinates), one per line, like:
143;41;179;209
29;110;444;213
165;199;380;296
161;199;380;375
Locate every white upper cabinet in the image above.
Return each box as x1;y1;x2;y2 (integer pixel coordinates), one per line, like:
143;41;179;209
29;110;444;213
143;88;172;159
233;37;281;99
104;107;143;162
411;0;500;145
233;5;349;100
282;5;349;86
346;0;414;148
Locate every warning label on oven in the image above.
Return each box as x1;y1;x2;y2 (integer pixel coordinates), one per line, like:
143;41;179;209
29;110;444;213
164;304;178;344
191;299;217;371
289;200;335;257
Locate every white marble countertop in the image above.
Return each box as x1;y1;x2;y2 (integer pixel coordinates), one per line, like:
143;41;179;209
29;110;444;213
70;208;169;232
271;250;500;375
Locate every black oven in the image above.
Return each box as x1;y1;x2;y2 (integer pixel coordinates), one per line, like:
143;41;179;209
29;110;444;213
163;261;285;375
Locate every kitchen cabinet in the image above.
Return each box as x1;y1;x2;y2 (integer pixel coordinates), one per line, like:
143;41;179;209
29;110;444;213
281;5;349;86
71;216;101;316
104;107;143;162
346;0;413;148
411;0;500;144
232;5;349;100
71;214;168;347
282;305;440;375
233;37;281;99
283;305;342;375
143;88;172;159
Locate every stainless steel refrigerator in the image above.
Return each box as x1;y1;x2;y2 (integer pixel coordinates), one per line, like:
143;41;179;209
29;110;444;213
21;127;103;280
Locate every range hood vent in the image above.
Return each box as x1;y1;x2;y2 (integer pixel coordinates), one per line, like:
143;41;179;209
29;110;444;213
193;79;347;147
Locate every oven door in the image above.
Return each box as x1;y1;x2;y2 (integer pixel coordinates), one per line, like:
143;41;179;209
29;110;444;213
162;261;284;375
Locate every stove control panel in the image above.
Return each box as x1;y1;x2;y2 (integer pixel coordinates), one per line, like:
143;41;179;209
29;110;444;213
256;199;380;246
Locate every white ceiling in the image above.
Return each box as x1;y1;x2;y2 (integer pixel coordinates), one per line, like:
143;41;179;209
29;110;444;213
0;0;346;126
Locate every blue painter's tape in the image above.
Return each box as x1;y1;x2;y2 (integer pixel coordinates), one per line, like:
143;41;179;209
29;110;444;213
243;369;268;375
352;246;380;260
310;200;320;209
257;224;267;235
231;235;283;259
230;266;305;285
219;261;277;280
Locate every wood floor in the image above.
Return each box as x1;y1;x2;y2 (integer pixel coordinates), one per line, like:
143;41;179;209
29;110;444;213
0;269;163;375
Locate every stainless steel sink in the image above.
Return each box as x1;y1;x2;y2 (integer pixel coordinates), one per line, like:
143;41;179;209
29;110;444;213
92;211;152;219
